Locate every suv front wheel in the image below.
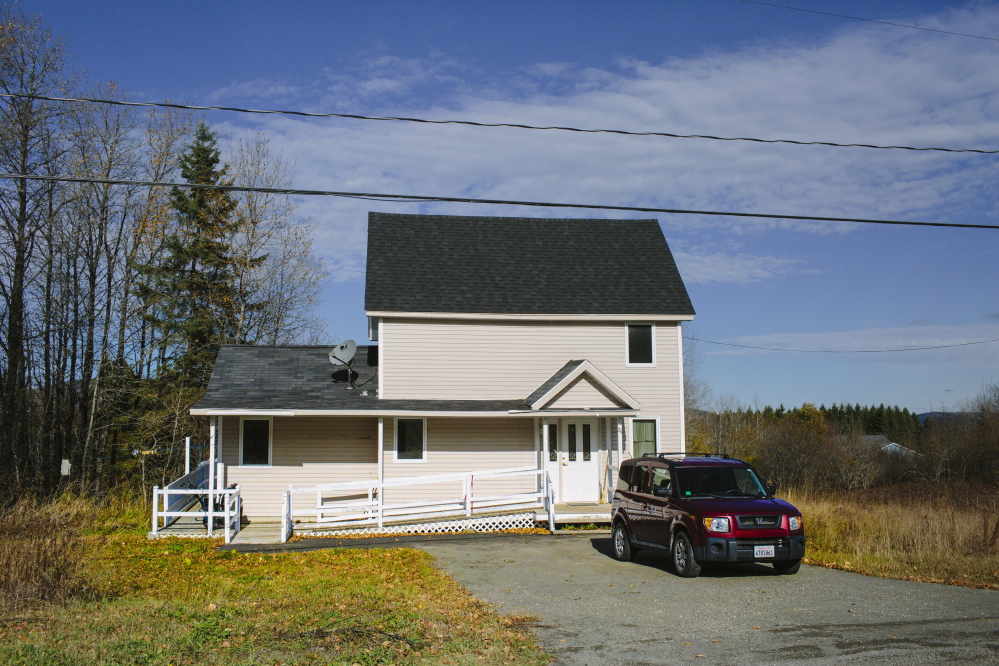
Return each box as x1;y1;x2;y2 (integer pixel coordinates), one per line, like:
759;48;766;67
672;531;702;578
612;522;637;562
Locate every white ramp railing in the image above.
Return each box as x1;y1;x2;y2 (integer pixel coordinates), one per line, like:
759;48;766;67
281;466;555;543
152;461;242;544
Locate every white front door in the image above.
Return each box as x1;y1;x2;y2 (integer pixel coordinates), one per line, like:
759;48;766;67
560;420;599;502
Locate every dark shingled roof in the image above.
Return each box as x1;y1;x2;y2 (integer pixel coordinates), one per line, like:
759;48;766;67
191;345;527;412
365;212;694;316
525;360;585;406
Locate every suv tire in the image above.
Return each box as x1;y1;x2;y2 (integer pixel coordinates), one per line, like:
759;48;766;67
613;522;637;562
672;531;702;578
773;559;801;575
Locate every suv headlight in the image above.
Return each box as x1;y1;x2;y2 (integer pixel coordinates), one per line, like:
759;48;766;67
789;515;802;531
703;517;730;533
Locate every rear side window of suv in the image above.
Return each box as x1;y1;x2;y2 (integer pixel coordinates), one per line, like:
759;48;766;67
632;464;653;494
617;461;636;491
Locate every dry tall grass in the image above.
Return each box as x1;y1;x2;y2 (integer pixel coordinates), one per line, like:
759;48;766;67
784;482;999;588
0;496;102;611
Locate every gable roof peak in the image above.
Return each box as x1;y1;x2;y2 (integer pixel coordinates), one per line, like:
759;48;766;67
365;212;694;317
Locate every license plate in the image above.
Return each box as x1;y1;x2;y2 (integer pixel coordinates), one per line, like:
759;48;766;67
754;545;775;558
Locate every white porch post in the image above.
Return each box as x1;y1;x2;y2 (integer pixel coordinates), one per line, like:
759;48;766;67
208;417;216;536
541;417;550;501
533;418;541;494
377;417;385;528
617;417;624;467
152;486;159;533
677;321;687;453
185;437;191;475
605;417;614;502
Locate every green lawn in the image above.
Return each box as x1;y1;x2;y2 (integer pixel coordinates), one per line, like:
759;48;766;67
1;534;551;665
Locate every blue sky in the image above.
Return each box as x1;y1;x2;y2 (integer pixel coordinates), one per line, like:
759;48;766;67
27;0;999;413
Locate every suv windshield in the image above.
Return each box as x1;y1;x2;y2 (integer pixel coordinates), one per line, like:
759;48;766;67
675;466;767;498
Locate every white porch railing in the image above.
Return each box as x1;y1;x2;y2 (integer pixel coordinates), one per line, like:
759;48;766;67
280;466;557;543
151;460;242;544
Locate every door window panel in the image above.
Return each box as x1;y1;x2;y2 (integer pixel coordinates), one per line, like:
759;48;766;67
567;424;577;462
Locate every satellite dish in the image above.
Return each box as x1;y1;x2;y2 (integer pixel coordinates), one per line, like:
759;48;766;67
328;340;357;365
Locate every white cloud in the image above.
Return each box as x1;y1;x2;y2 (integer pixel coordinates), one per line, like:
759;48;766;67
211;4;999;282
673;251;800;284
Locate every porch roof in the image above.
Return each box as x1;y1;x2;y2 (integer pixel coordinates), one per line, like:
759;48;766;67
190;345;639;417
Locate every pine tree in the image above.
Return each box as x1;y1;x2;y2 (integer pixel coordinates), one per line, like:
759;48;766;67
135;121;260;385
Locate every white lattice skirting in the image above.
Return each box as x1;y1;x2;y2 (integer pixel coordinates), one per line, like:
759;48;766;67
306;512;541;538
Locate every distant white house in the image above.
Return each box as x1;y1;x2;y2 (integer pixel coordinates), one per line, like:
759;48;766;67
859;434;918;457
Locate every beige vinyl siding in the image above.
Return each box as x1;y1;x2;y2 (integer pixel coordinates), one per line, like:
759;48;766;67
381;318;684;450
382;417;537;505
546;376;622;410
222;416;378;516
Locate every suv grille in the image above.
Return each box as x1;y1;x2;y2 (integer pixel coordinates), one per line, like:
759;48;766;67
737;515;781;529
736;538;787;551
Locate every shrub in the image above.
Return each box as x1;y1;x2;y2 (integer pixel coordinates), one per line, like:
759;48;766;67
0;496;99;611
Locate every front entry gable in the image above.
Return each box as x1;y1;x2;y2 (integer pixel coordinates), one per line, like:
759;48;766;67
527;360;639;411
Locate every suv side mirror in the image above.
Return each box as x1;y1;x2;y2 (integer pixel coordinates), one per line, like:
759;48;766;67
765;483;777;497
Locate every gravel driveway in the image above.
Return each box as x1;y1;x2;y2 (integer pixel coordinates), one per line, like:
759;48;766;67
413;533;999;665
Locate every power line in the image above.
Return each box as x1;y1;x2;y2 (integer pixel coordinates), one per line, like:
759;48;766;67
4;171;998;230
732;0;999;42
2;92;997;155
685;335;999;353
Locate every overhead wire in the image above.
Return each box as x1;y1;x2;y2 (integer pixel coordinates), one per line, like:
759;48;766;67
3;171;999;230
2;92;996;155
731;0;999;42
684;335;999;353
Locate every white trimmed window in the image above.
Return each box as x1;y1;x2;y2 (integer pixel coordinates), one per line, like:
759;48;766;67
240;418;272;465
633;419;658;458
395;418;426;462
626;323;655;366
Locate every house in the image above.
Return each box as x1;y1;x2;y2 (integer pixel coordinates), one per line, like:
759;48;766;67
859;434;918;457
182;212;694;535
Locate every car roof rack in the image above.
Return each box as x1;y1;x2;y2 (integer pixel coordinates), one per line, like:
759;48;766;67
640;452;731;459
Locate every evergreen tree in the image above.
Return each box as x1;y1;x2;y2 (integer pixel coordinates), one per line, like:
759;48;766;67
135;121;261;385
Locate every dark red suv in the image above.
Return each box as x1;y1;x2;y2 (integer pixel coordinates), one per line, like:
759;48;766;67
611;454;805;577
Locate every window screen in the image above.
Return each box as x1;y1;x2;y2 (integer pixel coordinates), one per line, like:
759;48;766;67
628;324;654;364
397;419;424;460
242;419;270;465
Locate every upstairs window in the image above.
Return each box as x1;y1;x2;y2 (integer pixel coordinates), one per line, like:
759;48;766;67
627;324;655;365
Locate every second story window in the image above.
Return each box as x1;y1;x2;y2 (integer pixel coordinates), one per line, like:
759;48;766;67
627;324;655;365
